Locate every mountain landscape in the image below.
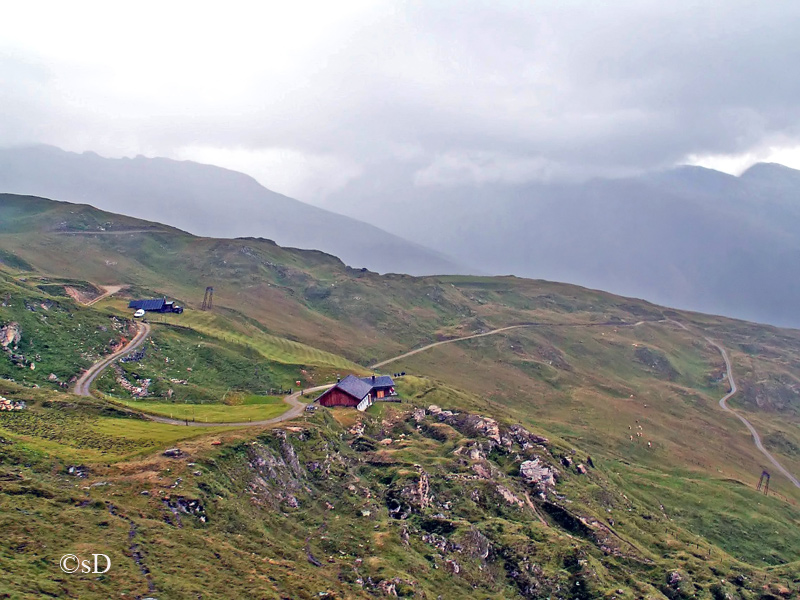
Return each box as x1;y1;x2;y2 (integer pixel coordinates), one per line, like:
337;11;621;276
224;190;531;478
324;162;800;328
1;193;799;598
0;146;464;277
4;145;800;330
5;3;800;597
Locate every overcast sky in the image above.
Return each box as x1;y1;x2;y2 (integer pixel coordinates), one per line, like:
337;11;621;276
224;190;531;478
2;0;800;202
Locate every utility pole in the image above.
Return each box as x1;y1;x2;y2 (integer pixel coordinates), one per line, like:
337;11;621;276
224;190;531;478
201;287;214;311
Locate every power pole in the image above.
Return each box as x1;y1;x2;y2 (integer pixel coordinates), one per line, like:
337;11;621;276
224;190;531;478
201;286;214;311
757;470;770;495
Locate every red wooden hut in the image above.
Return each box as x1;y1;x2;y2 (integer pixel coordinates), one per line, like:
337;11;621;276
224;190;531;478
316;375;373;409
315;374;397;411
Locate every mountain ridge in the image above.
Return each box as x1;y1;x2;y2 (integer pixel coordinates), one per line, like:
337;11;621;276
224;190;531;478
0;145;467;277
323;160;800;328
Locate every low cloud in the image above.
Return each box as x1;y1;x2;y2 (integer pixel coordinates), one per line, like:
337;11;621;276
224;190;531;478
2;1;800;199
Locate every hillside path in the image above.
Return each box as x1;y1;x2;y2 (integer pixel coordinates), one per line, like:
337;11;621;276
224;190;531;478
74;315;800;485
55;229;161;236
369;319;649;369
669;320;800;489
369;325;530;369
86;284;125;306
74;322;151;396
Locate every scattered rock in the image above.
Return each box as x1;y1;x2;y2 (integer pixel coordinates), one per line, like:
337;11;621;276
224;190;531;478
66;465;90;478
0;322;21;349
163;448;184;458
519;459;556;490
444;558;460;574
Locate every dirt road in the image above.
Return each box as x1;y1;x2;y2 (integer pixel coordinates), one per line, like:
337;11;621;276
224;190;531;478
73;318;334;427
74;322;151;396
86;284;125;306
668;320;800;489
369;325;531;369
55;229;161;236
369;319;651;369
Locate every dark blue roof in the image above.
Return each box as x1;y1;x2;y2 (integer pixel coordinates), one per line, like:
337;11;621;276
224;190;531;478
128;298;166;311
361;375;394;388
336;375;373;400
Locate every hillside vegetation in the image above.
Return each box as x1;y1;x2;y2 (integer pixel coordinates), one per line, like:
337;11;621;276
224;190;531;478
1;193;799;598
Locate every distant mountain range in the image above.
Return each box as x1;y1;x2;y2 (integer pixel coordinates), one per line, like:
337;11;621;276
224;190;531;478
2;145;800;328
324;161;800;328
0;145;464;276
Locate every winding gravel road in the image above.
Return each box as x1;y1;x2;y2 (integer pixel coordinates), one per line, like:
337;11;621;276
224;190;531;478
369;319;652;370
74;322;151;396
668;320;800;489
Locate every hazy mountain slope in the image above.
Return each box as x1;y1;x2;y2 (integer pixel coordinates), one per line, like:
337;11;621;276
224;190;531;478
2;195;800;597
325;163;800;328
0;145;465;276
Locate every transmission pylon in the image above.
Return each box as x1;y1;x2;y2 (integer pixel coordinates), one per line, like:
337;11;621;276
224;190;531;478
756;470;770;495
201;286;214;311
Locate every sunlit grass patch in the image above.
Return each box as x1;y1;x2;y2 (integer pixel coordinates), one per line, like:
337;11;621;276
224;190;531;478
113;399;289;423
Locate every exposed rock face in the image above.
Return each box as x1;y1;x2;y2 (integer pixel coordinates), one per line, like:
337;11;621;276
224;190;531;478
276;429;303;479
519;459;556;490
463;528;491;559
444;558;460;574
0;322;21;349
471;416;501;443
505;425;549;448
496;484;524;507
162;496;207;524
472;463;492;479
634;346;679;380
386;467;431;519
246;439;308;509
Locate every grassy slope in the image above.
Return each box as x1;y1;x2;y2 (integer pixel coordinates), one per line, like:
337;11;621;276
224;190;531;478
1;194;800;597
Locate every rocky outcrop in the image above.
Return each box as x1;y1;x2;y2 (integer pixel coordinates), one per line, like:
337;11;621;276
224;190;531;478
0;322;21;349
385;467;431;519
496;484;524;507
519;459;556;490
246;439;309;509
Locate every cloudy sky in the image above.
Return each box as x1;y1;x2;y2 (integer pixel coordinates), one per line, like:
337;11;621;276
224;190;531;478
2;0;800;202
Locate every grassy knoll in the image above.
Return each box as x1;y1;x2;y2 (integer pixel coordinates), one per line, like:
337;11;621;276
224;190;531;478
0;382;215;462
112;397;288;423
92;322;314;403
153;307;363;370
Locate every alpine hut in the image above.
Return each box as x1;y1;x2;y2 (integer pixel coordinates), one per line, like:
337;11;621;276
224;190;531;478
316;374;396;411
